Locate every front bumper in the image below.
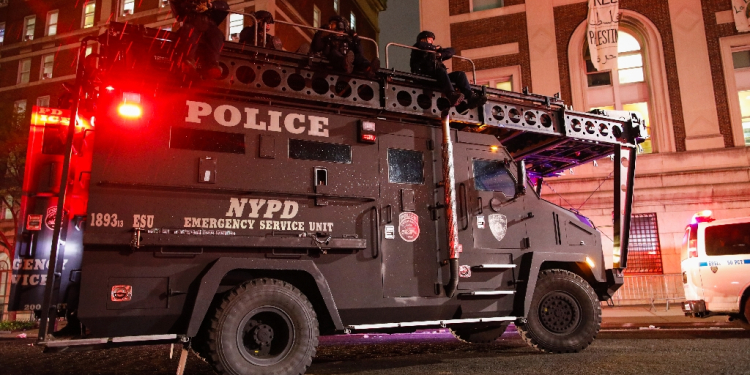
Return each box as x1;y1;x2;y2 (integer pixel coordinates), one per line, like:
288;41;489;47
604;268;625;298
682;300;708;317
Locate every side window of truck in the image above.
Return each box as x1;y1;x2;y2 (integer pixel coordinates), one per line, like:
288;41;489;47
387;148;424;184
473;159;516;198
289;139;352;164
705;223;750;256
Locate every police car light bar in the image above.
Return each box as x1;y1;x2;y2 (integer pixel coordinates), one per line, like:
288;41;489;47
691;210;714;224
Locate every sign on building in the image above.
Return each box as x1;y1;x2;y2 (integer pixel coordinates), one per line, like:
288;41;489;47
587;0;620;71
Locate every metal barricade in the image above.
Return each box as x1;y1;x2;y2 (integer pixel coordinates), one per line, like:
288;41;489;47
385;42;477;84
608;273;686;310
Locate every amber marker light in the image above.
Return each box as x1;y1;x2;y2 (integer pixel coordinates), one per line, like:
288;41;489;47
118;103;143;118
490;145;499;152
585;256;595;269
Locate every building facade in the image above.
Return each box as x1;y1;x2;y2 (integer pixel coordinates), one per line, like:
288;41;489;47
420;0;750;278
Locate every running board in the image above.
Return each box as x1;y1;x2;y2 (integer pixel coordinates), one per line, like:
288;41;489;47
347;316;516;331
474;264;516;269
460;290;515;296
40;334;179;352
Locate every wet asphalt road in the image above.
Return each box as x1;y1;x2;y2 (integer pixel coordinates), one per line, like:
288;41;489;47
1;327;749;375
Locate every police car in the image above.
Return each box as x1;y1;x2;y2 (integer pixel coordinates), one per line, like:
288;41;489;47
681;210;750;328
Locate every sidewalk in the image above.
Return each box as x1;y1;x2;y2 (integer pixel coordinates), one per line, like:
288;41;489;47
601;303;735;328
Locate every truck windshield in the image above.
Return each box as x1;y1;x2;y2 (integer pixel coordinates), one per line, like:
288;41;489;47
705;223;750;256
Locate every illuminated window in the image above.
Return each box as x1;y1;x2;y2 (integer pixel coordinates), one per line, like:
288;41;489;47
472;0;504;12
37;96;50;107
228;13;243;41
732;50;750;146
584;30;653;153
625;213;663;275
333;0;339;14
2;196;12;220
86;45;94;56
313;6;321;28
83;2;96;28
123;0;135;16
160;0;169;8
46;10;59;36
350;12;356;32
24;16;35;41
17;59;31;84
13;100;27;126
0;22;5;46
41;54;54;80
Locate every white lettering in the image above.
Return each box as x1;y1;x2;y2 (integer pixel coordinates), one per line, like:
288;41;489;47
264;200;283;218
247;199;266;218
284;113;306;134
226;198;248;217
243;108;267;130
267;111;282;132
185;101;212;123
308;115;329;137
214;105;242;127
280;201;299;219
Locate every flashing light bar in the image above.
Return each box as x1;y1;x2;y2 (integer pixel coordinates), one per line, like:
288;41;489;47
690;210;714;224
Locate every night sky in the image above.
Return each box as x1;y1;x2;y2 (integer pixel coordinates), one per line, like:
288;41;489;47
378;0;420;72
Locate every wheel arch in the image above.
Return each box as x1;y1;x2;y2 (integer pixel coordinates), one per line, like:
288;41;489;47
186;258;343;337
516;252;605;317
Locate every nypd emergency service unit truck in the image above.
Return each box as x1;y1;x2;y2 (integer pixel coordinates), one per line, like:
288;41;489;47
9;23;645;375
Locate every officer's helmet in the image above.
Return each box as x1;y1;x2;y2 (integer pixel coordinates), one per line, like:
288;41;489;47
417;31;436;42
255;10;274;24
328;15;349;32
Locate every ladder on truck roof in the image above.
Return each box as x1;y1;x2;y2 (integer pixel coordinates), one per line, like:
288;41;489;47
36;22;641;359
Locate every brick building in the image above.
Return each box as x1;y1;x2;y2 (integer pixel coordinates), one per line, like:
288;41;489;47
420;0;750;282
0;0;386;319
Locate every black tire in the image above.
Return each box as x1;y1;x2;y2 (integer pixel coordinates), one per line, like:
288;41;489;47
450;323;509;344
517;269;601;353
739;297;750;331
205;278;319;375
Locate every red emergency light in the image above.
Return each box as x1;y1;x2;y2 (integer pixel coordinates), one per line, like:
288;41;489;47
358;120;377;144
690;210;714;224
118;103;143;118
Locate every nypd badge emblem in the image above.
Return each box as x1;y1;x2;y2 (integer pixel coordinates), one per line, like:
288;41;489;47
488;214;508;242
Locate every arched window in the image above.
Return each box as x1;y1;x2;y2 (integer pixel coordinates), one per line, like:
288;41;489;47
569;11;675;153
585;31;652;153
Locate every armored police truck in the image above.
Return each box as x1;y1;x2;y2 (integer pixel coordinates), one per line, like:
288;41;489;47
9;22;645;375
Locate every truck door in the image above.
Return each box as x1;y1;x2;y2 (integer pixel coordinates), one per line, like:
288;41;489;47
462;149;528;251
379;134;438;297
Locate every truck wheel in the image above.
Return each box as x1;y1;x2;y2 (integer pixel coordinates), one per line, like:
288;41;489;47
740;297;750;330
450;323;509;344
517;269;601;353
206;278;319;375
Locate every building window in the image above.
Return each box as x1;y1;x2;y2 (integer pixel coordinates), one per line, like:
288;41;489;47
584;30;653;153
479;77;513;92
350;12;356;32
228;13;243;41
472;0;504;12
86;45;94;57
160;0;169;7
37;96;50;108
625;213;663;274
0;22;5;46
333;0;339;14
41;54;55;79
731;49;750;146
13;100;27;126
46;10;59;36
83;2;96;28
123;0;135;16
474;66;522;94
24;16;35;41
18;59;31;84
313;6;320;28
2;196;12;220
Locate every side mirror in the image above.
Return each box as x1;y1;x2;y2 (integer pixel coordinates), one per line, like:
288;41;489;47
516;160;527;197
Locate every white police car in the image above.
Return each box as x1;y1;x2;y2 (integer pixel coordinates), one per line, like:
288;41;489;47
681;211;750;328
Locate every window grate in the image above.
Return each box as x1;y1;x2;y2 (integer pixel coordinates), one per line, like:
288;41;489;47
625;213;663;274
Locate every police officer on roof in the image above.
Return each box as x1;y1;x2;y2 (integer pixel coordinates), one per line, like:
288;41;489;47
410;30;486;112
311;15;379;78
239;10;283;50
170;0;230;79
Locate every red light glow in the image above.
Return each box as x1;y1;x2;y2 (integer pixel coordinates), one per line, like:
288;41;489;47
361;134;377;142
118;103;143;118
690;210;714;224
